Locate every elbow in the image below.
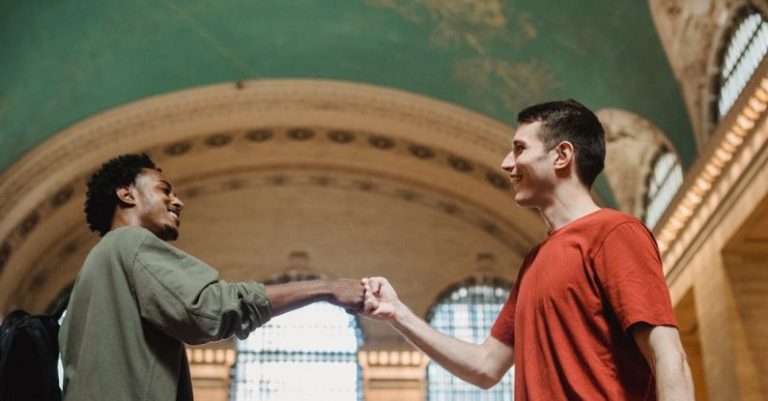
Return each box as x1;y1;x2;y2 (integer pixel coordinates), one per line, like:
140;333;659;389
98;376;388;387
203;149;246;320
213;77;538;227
475;371;503;390
477;379;497;390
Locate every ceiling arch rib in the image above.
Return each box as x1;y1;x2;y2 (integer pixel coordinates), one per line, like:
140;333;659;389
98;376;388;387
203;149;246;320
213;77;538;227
0;80;545;314
597;108;682;219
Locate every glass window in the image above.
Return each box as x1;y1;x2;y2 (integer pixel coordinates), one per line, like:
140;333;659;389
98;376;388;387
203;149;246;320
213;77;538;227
717;9;768;118
230;301;363;401
427;281;513;401
644;150;684;228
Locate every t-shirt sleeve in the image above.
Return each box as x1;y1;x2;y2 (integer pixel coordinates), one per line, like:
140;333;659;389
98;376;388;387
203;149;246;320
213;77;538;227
593;221;677;332
126;231;272;344
490;286;517;346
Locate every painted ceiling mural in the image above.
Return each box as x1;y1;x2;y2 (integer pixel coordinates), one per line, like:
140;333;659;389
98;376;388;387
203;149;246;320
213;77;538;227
1;0;693;182
366;0;556;117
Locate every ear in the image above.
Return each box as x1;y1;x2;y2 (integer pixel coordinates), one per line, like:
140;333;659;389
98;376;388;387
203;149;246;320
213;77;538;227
116;185;137;207
553;141;575;170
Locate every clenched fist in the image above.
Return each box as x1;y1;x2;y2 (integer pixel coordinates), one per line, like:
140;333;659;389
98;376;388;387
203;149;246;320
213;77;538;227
361;277;400;320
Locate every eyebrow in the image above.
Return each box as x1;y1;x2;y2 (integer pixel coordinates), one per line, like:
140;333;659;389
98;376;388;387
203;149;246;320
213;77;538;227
158;180;174;190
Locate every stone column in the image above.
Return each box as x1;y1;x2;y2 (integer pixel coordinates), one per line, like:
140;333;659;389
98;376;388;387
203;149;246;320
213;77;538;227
188;343;236;401
359;349;429;401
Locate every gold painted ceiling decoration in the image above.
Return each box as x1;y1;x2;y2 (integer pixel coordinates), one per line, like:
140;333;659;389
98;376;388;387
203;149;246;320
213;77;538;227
366;0;535;49
365;0;557;116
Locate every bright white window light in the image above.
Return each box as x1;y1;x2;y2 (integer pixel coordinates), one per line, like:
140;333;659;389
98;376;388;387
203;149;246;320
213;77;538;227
230;302;362;401
58;310;67;389
718;10;768;118
427;284;513;401
644;151;684;228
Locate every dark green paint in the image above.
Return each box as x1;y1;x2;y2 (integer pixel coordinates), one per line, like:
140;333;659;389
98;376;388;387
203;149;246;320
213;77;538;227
0;0;696;207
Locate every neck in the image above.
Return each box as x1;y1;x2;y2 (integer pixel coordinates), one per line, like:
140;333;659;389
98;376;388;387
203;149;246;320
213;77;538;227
111;210;141;231
537;180;600;233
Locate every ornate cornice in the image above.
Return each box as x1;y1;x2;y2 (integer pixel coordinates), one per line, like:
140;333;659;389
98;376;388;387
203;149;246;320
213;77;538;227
0;80;536;312
658;61;768;280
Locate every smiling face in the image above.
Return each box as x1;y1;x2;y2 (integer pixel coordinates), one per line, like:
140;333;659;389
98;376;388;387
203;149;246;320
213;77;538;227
131;169;184;241
501;121;558;208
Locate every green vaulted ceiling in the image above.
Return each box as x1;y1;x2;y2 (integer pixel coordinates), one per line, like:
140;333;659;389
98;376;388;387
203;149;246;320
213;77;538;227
0;1;693;184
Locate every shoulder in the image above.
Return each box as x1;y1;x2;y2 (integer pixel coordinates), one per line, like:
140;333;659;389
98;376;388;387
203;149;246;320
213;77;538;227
80;227;159;276
103;226;155;246
592;209;644;227
98;226;159;259
516;244;543;281
591;210;659;255
589;209;651;238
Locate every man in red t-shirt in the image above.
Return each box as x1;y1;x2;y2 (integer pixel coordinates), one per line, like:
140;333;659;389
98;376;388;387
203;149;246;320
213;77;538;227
362;100;694;400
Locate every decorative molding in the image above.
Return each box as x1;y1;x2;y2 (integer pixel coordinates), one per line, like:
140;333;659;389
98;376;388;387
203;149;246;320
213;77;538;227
597;108;680;217
11;161;533;311
648;0;746;148
0;80;512;231
0;80;530;306
658;61;768;280
0;80;538;308
359;350;427;368
0;125;527;278
187;348;236;366
0;80;510;284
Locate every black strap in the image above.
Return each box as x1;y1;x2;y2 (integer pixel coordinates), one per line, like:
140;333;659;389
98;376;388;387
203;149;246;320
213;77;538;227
49;294;70;321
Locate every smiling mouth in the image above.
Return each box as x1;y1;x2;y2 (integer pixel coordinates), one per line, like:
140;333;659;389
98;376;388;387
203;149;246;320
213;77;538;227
509;175;522;184
168;210;181;220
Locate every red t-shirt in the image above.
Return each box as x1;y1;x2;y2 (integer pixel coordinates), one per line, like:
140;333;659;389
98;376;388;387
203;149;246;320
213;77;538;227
491;209;677;401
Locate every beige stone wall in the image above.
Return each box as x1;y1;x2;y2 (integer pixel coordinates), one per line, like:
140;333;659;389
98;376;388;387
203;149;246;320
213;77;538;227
649;0;742;147
664;82;768;400
597;108;681;216
649;0;768;148
187;344;235;401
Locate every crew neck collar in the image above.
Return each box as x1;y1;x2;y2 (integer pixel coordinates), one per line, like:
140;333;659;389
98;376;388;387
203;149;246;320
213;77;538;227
546;208;605;236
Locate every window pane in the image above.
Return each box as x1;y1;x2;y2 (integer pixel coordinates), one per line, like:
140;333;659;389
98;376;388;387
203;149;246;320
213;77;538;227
644;151;683;228
718;10;768;118
231;302;362;401
427;284;513;401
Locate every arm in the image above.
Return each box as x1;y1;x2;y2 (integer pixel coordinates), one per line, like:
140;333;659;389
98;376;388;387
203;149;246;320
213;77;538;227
633;324;695;401
129;230;364;343
363;277;514;389
266;278;365;317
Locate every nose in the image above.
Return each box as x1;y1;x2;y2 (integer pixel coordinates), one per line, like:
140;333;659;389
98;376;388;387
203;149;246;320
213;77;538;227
501;151;515;173
171;195;184;210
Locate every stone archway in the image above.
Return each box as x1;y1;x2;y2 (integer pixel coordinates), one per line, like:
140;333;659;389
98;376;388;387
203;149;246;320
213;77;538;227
597;108;681;218
0;80;545;323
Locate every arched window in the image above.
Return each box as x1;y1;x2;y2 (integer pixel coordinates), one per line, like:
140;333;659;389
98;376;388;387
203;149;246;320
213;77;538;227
426;277;513;401
717;8;768;119
229;276;363;401
644;150;684;228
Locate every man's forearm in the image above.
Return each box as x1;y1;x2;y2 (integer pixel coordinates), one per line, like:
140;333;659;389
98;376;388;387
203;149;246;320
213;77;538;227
390;301;513;389
654;352;695;401
265;280;336;316
634;325;695;401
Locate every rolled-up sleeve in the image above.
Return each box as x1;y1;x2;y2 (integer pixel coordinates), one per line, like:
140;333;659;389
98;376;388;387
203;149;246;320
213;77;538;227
127;233;272;345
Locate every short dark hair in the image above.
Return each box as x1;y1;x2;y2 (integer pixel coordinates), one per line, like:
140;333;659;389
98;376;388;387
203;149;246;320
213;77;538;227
517;99;605;187
85;153;158;236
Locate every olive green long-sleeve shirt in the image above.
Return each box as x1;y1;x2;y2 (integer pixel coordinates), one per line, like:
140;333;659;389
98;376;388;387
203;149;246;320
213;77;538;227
59;226;272;401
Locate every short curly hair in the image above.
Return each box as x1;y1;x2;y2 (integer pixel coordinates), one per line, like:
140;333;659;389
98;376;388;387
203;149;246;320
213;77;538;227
85;153;159;236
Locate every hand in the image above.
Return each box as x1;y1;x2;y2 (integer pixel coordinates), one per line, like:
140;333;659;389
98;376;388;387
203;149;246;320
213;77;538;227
361;276;400;320
325;278;365;313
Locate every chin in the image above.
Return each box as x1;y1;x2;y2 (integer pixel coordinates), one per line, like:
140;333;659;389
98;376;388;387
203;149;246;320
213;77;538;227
514;195;538;209
514;193;530;207
158;225;180;241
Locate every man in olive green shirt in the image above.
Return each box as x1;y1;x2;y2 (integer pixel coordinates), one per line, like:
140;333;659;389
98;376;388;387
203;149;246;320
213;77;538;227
59;154;364;401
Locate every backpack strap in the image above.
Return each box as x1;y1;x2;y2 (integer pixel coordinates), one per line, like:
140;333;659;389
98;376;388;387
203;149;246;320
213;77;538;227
49;293;70;321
